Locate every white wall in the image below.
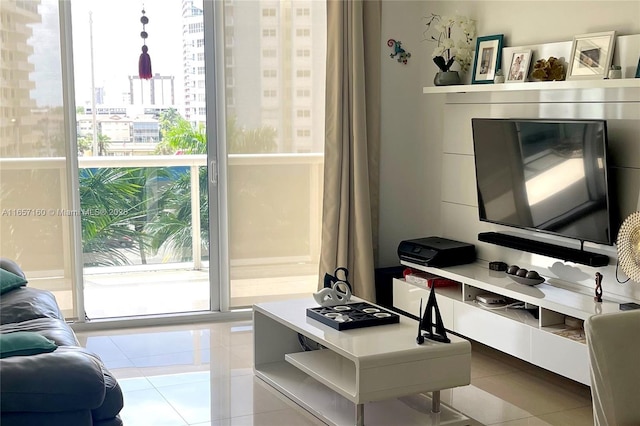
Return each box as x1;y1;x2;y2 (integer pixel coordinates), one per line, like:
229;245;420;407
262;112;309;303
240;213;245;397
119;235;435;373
379;1;640;287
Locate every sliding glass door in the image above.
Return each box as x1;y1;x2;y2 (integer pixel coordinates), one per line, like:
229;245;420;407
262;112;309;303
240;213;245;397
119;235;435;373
70;0;219;318
219;0;326;308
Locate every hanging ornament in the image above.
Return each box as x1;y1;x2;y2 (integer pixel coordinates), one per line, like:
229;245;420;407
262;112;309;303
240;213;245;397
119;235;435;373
138;7;152;79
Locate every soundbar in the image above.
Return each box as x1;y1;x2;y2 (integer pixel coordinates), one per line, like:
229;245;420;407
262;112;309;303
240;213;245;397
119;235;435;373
478;232;609;267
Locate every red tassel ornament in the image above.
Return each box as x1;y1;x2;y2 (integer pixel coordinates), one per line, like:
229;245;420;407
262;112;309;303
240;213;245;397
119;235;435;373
138;8;152;79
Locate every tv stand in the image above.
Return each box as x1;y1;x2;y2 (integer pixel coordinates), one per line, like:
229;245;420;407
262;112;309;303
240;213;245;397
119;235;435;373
393;261;624;385
478;232;609;267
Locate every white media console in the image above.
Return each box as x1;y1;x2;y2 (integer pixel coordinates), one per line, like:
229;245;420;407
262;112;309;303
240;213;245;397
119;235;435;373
394;260;625;385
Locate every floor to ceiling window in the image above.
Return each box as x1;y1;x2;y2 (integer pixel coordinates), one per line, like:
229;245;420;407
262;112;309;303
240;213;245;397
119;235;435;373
0;0;78;319
1;0;326;321
222;1;326;308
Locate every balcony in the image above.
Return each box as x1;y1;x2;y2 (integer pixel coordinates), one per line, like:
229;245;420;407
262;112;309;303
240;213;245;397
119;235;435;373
1;153;322;319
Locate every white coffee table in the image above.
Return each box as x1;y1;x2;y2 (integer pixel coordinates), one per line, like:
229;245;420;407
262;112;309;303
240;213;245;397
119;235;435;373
253;298;472;426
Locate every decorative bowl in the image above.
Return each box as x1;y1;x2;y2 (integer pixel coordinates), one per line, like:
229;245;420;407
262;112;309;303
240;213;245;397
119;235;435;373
508;275;545;286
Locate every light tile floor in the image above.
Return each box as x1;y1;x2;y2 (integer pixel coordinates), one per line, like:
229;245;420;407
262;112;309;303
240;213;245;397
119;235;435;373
76;321;594;426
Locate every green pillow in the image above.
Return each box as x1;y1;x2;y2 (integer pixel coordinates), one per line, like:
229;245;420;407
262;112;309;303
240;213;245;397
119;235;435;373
0;332;57;359
0;268;28;295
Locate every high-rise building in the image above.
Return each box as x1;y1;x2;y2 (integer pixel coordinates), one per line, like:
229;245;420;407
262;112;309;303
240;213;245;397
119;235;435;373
0;0;41;157
180;0;325;153
182;0;205;127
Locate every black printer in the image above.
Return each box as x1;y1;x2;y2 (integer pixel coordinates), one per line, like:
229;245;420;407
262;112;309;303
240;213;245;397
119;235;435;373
397;236;475;267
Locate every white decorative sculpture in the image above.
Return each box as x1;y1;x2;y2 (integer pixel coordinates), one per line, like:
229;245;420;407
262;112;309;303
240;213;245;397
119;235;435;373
313;281;352;307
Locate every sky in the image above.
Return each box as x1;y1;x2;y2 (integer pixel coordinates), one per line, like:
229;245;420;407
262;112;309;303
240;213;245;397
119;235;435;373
70;0;185;106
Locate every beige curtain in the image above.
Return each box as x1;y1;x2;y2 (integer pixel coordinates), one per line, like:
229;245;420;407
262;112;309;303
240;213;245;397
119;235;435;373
319;0;381;302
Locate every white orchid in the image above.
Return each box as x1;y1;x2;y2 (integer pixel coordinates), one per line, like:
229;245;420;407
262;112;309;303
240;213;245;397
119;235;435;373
424;13;476;72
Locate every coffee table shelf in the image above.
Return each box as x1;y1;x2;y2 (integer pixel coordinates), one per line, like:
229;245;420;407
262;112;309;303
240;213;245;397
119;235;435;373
285;350;357;399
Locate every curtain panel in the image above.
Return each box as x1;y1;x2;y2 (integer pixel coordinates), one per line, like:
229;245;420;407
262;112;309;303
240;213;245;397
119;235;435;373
320;0;381;301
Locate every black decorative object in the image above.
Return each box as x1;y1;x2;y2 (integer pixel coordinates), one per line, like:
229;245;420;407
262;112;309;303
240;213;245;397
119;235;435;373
323;267;352;293
416;299;425;345
594;272;603;303
306;302;399;331
420;284;450;343
138;7;152;79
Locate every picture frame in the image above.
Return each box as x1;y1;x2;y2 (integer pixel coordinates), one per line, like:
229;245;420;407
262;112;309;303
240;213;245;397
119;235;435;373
636;57;640;78
472;34;504;84
506;50;532;83
567;31;616;80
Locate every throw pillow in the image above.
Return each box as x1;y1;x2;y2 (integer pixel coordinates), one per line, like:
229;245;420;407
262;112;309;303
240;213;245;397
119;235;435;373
0;332;57;359
0;268;28;295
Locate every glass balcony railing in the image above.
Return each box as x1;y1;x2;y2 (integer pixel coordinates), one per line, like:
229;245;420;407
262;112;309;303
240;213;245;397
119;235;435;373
1;153;323;316
78;153;323;274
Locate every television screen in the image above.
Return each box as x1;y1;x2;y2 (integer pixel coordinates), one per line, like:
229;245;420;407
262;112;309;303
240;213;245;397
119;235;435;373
471;118;616;245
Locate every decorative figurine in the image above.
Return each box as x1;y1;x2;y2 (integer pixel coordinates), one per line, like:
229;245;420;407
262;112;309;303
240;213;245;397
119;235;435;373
313;280;352;307
594;272;603;303
531;56;565;81
138;7;152;79
419;284;450;344
387;39;411;64
416;298;425;344
315;267;353;307
323;267;351;292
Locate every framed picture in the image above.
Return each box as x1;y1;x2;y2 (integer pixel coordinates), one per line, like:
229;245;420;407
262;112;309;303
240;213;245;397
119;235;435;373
567;31;616;80
636;57;640;78
506;50;532;83
472;34;504;84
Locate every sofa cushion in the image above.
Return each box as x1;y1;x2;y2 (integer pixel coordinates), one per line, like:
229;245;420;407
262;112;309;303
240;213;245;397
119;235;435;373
1;318;80;347
0;287;65;325
0;331;57;359
0;346;106;412
0;268;27;295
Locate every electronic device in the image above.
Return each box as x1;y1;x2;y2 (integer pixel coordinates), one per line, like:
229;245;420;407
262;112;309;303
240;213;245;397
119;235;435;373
471;118;618;246
397;237;475;267
620;302;640;311
476;294;507;305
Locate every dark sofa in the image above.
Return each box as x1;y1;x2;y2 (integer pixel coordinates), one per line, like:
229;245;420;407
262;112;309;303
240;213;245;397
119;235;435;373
0;259;124;425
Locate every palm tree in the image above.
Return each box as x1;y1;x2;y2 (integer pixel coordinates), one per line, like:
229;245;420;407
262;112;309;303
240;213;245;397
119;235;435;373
158;108;182;136
145;167;209;261
230;126;277;153
121;167;173;264
155;117;206;155
97;133;110;156
79;167;146;266
147;114;278;260
77;133;111;156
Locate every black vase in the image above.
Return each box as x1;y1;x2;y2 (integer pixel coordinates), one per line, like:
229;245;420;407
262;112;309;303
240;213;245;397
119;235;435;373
434;71;461;86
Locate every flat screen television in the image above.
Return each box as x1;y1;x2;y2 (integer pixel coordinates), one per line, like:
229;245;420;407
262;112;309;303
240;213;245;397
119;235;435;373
471;118;617;246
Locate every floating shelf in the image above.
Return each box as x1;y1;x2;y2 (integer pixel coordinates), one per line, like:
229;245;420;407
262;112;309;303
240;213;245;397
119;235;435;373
423;78;640;94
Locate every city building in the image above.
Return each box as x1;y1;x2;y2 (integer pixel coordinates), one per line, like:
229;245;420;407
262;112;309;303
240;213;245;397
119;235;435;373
0;0;41;157
128;73;175;106
180;0;325;153
76;111;159;156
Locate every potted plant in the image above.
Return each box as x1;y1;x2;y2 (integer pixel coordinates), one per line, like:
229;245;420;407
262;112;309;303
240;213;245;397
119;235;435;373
424;14;476;86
